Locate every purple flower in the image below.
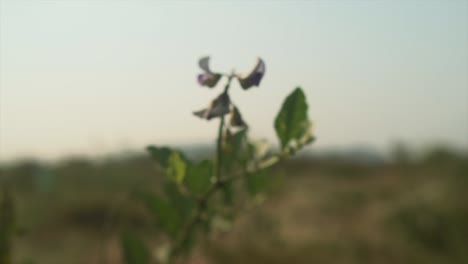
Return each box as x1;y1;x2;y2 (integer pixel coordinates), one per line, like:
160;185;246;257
198;72;221;88
197;56;222;88
236;58;265;90
193;92;231;120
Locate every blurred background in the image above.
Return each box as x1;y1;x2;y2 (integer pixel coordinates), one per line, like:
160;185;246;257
0;1;467;263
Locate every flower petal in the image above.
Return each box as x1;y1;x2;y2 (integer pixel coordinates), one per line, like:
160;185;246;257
193;92;231;120
197;72;221;88
237;58;266;90
207;93;231;119
193;108;209;119
198;56;212;73
229;106;248;128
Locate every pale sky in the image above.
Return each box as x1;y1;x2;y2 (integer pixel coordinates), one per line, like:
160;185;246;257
1;0;467;161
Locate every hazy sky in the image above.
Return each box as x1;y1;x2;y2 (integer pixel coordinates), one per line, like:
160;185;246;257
1;0;467;161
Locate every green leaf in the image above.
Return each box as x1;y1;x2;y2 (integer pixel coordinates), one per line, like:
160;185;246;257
222;180;234;206
166;151;187;183
223;129;248;171
163;182;194;222
220;130;250;206
147;146;189;184
185;160;213;195
200;208;215;234
121;232;150;264
140;192;182;237
246;169;271;196
146;146;172;167
274;87;312;150
231;129;248;160
177;226;199;257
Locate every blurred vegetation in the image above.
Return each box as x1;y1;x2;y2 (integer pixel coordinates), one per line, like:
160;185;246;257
0;145;467;264
0;187;15;264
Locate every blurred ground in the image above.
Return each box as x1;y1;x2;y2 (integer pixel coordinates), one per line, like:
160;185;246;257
1;147;467;264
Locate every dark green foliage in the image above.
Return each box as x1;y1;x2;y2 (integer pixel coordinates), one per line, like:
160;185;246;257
185;160;213;195
246;169;271;196
222;180;234;206
163;182;194;223
121;232;150;264
147;146;172;168
174;223;199;257
140;192;183;237
147;146;189;183
223;129;249;168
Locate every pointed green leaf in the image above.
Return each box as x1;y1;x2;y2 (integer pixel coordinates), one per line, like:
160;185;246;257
147;146;190;183
166;151;187;183
163;182;194;222
146;146;172;167
223;129;248;171
140;192;182;237
246;169;271;196
274;87;312;149
231;129;248;160
121;232;150;264
185;160;213;195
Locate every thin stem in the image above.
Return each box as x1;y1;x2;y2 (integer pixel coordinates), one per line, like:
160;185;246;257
169;73;236;263
215;73;234;181
216;117;225;181
168;184;217;261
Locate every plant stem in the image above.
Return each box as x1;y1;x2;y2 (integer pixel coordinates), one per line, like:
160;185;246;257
169;74;236;263
167;178;219;262
215;74;234;182
215;117;225;181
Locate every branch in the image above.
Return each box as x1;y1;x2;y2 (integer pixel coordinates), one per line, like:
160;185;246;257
167;135;314;262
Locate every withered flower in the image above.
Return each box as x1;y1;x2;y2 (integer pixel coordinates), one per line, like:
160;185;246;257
193;92;231;120
229;106;248;128
197;56;222;88
236;58;265;90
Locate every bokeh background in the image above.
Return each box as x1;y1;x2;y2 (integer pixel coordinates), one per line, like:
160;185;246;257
1;1;467;263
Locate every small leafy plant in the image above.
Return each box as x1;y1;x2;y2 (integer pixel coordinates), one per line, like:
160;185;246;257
122;57;315;264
